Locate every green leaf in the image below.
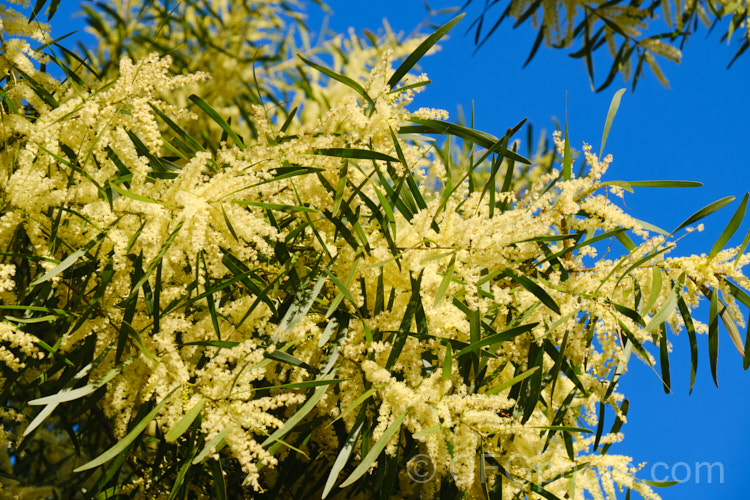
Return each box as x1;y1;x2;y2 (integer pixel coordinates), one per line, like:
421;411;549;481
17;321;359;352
279;275;326;333
339;408;410;488
387;14;465;89
504;269;560;315
434;252;456;308
30;231;107;286
109;182;167;206
624;180;702;188
264;348;312;371
189;94;245;150
673;196;735;234
644;273;684;333
709;192;748;257
193;426;232;465
209;460;228;500
599;88;626;157
314;148;399;163
709;288;719;387
74;387;178;472
531;426;593;434
677;297;699;393
385;272;423;370
165;399;206;443
127;221;183;300
322;417;365;498
600;399;629;455
562;120;571;181
658;323;671;393
232;200;316;213
642;480;680;488
454;323;537;358
297;54;375;108
442;342;453;380
261;384;331;448
328;384;383;426
401;118;531;164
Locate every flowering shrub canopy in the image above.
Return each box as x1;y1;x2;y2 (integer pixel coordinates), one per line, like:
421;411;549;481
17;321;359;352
0;1;748;498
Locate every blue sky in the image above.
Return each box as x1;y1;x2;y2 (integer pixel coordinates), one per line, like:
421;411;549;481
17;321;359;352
52;2;749;498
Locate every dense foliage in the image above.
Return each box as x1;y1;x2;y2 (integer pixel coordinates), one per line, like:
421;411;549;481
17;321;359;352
0;1;748;498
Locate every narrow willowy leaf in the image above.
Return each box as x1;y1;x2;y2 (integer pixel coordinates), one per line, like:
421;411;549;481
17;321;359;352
709;288;720;387
189;94;245;150
193;426;232;465
298;54;375;108
74;387;178;472
455;323;537;358
232;200;316;213
658;324;671;393
485;366;539;395
339;408;410;488
644;273;684;333
165;398;206;442
672;196;735;234
504;269;560;315
279;275;326;333
562;118;571;181
314;147;399;163
677;297;699;393
127;222;184;300
434;252;456;308
625;180;702;188
261;384;331;448
30;231;107;286
709;192;748;257
387;14;465;88
599;88;626;157
322;417;365;498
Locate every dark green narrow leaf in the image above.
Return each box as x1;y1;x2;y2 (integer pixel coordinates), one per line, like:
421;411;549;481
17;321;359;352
672;196;735;234
387;14;465;88
128;221;183;300
503;270;560;315
454;323;537;358
298;54;375;108
600;398;629;455
592;401;605;451
264;349;313;371
522;26;545;68
332;161;348;216
401;118;531;164
199;253;221;340
677;297;699;393
314;148;399;163
189;94;245;150
709;192;748;257
209;459;228;500
744;312;750;370
658;323;671;393
279;106;298;134
625;180;702;188
385;272;423;371
709;288;719;387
